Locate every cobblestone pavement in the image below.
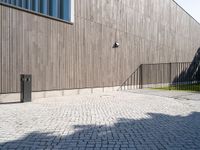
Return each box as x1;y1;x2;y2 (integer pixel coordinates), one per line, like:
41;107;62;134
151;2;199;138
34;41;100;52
129;89;200;101
0;91;200;150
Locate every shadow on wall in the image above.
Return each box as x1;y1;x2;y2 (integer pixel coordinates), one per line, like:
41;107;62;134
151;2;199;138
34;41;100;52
173;48;200;84
0;112;200;149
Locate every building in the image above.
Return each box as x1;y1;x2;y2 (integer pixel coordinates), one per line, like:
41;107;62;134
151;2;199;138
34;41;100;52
0;0;200;99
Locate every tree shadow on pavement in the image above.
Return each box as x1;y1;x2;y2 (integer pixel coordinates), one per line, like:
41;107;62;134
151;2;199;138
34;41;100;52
0;112;200;150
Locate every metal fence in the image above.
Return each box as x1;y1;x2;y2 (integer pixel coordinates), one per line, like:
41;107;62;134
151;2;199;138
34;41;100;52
120;62;200;91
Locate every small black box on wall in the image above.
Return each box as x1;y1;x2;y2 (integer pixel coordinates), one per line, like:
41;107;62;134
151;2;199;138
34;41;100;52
20;74;32;103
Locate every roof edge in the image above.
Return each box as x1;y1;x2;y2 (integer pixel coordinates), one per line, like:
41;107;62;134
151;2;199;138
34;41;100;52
172;0;200;26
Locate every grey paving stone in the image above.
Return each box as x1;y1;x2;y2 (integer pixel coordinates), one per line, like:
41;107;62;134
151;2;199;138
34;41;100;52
0;91;200;150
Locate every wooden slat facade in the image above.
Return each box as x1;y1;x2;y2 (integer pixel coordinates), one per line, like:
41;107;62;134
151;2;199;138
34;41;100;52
0;0;200;94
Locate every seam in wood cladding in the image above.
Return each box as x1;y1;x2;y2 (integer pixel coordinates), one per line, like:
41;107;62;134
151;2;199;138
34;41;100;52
1;0;200;94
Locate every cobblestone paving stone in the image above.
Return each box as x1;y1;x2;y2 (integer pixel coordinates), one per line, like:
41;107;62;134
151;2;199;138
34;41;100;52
0;91;200;150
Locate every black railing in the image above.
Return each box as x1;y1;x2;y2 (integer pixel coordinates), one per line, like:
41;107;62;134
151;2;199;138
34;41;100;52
120;62;200;91
119;65;142;90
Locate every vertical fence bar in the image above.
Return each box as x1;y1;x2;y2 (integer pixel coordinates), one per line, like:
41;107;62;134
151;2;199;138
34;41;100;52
185;62;187;90
198;62;200;92
191;62;193;91
162;64;164;88
189;62;191;91
130;75;132;90
137;68;140;89
187;62;189;91
137;69;138;89
139;65;143;89
176;62;177;90
133;73;135;89
134;72;136;89
169;63;172;90
186;62;188;91
127;78;129;90
180;62;182;89
178;62;179;90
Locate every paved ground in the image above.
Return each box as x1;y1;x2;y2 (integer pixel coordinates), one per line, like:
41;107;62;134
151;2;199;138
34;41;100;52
0;90;200;150
129;89;200;101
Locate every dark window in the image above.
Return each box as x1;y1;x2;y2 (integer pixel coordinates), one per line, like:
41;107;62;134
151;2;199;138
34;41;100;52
16;0;22;7
21;0;28;9
32;0;39;12
49;0;58;17
0;0;74;22
60;0;70;21
11;0;16;5
40;0;48;15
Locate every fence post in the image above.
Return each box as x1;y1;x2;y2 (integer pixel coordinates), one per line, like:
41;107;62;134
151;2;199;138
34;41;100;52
139;64;143;89
169;63;172;90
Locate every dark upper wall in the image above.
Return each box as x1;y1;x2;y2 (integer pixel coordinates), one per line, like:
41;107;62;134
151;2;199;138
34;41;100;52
0;0;200;93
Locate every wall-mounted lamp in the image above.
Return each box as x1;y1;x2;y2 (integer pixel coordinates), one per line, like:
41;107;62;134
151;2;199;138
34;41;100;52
113;42;120;48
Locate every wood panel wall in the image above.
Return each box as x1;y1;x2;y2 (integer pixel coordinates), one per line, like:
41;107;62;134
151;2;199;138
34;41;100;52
1;0;200;93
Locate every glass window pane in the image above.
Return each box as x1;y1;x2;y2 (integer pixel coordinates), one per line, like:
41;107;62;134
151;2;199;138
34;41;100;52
49;0;58;18
40;0;48;15
1;0;74;22
32;0;39;12
60;0;70;21
7;0;11;4
22;0;27;9
16;0;22;7
11;0;16;5
27;0;31;9
57;0;61;18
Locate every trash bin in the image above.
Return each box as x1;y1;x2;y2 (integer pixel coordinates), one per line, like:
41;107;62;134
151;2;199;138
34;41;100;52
20;74;32;103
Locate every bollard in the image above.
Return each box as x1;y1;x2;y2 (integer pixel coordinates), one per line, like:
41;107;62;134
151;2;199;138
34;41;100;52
20;74;32;103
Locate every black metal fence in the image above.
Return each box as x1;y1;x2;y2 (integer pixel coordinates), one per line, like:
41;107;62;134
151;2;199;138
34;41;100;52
119;62;200;91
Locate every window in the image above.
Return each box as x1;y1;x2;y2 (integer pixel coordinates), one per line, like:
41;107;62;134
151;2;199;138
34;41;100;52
32;0;39;12
49;0;58;17
0;0;74;23
60;0;71;21
16;0;22;7
40;0;48;15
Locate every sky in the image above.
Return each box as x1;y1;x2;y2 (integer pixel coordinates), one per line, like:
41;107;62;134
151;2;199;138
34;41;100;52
175;0;200;23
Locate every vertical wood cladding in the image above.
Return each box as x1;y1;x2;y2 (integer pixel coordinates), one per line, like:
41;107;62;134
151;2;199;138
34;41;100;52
1;0;200;93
